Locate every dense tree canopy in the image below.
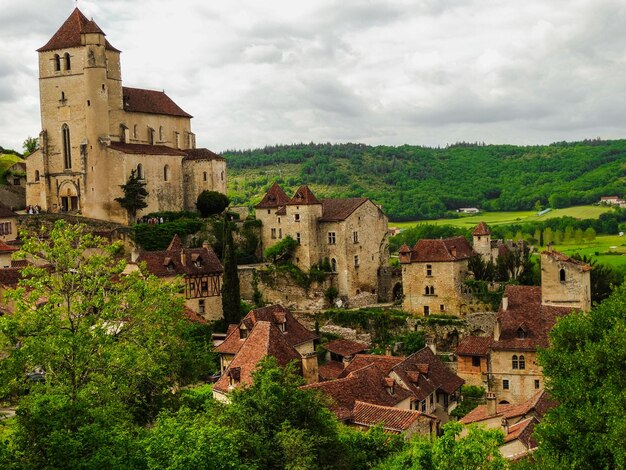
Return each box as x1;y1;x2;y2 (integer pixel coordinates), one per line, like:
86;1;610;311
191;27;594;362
196;190;230;217
115;169;148;224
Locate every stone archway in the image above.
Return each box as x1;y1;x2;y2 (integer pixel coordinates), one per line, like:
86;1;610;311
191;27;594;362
58;180;80;212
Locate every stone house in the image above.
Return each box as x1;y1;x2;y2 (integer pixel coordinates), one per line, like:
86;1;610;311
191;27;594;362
255;183;389;302
472;221;525;265
5;162;26;187
318;338;369;381
128;235;223;321
212;304;318;402
26;8;226;224
351;401;437;439
0;203;18;243
399;236;475;316
459;390;556;460
456;248;591;404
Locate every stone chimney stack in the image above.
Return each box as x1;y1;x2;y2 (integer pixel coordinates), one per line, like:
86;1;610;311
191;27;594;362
301;352;319;385
385;345;392;356
202;240;210;250
501;417;509;435
486;392;497;416
426;337;437;355
501;295;508;311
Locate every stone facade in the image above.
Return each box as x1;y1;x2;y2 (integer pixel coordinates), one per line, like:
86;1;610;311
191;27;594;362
26;9;226;225
489;350;543;404
0;204;18;243
540;249;592;311
255;184;389;300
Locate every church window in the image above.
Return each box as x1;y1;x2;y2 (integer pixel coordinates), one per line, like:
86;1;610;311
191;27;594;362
353;231;359;243
331;258;337;272
133;125;138;139
163;165;170;182
34;170;40;182
426;264;432;276
559;268;566;283
328;232;336;244
354;255;359;268
54;54;61;72
148;128;155;145
174;132;180;148
64;52;71;70
62;124;71;169
60;91;66;103
512;355;519;369
203;171;207;182
519;355;525;370
120;124;128;143
159;126;164;142
221;171;224;181
136;164;144;180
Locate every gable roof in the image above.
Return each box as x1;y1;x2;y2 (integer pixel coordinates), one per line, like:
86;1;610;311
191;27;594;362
255;183;291;209
392;347;464;400
183;148;225;162
338;354;404;378
323;339;368;357
493;285;571;351
459;390;554;425
122;87;192;118
0;241;18;254
472;221;491;236
213;321;302;393
352;401;435;433
407;236;474;263
541;249;592;271
38;8;120;52
318;361;346;381
135;236;222;277
287;185;320;205
319;198;369;222
456;336;493;356
0;202;17;218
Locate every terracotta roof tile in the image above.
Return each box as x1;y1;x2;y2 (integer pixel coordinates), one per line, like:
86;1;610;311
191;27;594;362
324;339;368;357
0;203;17;218
183;148;225;162
0;241;18;253
493;285;571;351
472;222;491;236
38;8;119;52
456;336;493;356
255;183;291;209
504;417;538;444
213;321;301;393
122;86;192;118
109;142;187;156
287;185;320;205
339;354;404;378
318;361;345;381
542;249;592;271
136;236;223;277
182;306;208;324
352;401;434;432
460;390;553;424
319;198;368;221
408;236;474;263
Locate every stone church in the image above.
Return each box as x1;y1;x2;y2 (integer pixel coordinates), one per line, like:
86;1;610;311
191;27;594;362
26;9;226;224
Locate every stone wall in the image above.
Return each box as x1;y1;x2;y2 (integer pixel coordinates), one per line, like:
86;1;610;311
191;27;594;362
0;186;25;210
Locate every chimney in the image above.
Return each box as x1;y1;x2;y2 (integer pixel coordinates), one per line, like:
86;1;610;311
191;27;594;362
501;417;509;435
546;242;553;252
202;240;210;250
486;392;497;416
501;295;508;311
180;250;187;266
385;345;392;356
301;352;319;385
384;377;395;395
426;337;437;355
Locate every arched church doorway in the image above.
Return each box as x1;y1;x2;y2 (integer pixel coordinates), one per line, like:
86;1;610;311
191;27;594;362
59;181;79;212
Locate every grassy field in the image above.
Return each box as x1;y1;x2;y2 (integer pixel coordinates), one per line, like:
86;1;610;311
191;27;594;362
548;235;626;269
0;154;24;185
390;205;613;230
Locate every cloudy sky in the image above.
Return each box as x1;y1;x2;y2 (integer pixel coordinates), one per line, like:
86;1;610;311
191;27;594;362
2;0;626;152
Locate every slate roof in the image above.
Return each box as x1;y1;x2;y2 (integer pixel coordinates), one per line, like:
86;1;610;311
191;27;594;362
459;390;554;424
122;87;192;118
303;363;412;420
323;339;368;357
392;347;464;401
255;183;291;209
135;235;222;278
352;401;434;432
213;321;302;394
492;285;571;351
319;198;368;221
183;148;225;162
0;203;17;218
407;236;475;263
287;185;320;205
109;142;186;156
38;8;120;52
456;336;493;356
214;304;316;355
472;222;491;236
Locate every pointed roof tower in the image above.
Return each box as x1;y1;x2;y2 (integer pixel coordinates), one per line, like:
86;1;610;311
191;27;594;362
255;182;290;208
288;185;320;205
472;221;491;237
38;8;120;52
167;234;184;252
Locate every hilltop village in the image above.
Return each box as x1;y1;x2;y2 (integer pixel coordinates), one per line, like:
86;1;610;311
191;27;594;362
0;7;623;469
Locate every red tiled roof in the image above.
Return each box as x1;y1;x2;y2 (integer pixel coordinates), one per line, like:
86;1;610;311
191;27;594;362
255;183;291;209
392;347;464;400
542;249;592;271
456;336;493;356
472;222;491;236
183;148;225;162
352;401;434;432
109;142;187;156
460;390;551;424
303;364;412;420
136;236;223;277
0;241;18;253
0;268;22;287
324;339;368;357
0;202;17;218
122;87;192;118
408;236;474;263
182;306;208;324
319;198;369;221
38;8;119;52
287;185;320;205
339;354;404;378
493;285;572;351
504;417;538;444
318;361;345;381
213;321;302;393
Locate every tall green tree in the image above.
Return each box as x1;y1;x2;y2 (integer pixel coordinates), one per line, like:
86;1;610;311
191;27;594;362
22;136;38;156
221;214;241;325
196;190;230;217
535;285;626;468
0;222;197;468
115;169;148;224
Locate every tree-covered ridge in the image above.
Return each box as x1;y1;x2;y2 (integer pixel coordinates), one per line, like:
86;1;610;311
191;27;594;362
224;139;626;221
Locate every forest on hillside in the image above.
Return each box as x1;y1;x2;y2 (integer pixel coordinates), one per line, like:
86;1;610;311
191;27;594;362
224;139;626;221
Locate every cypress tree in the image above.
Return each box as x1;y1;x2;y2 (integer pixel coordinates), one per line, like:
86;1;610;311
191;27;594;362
221;214;241;324
114;169;148;224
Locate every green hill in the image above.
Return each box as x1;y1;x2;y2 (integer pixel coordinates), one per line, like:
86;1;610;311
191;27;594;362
0;153;25;185
224;139;626;221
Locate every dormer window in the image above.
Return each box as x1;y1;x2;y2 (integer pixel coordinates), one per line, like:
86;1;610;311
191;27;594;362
229;367;241;386
516;328;527;339
239;327;248;339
